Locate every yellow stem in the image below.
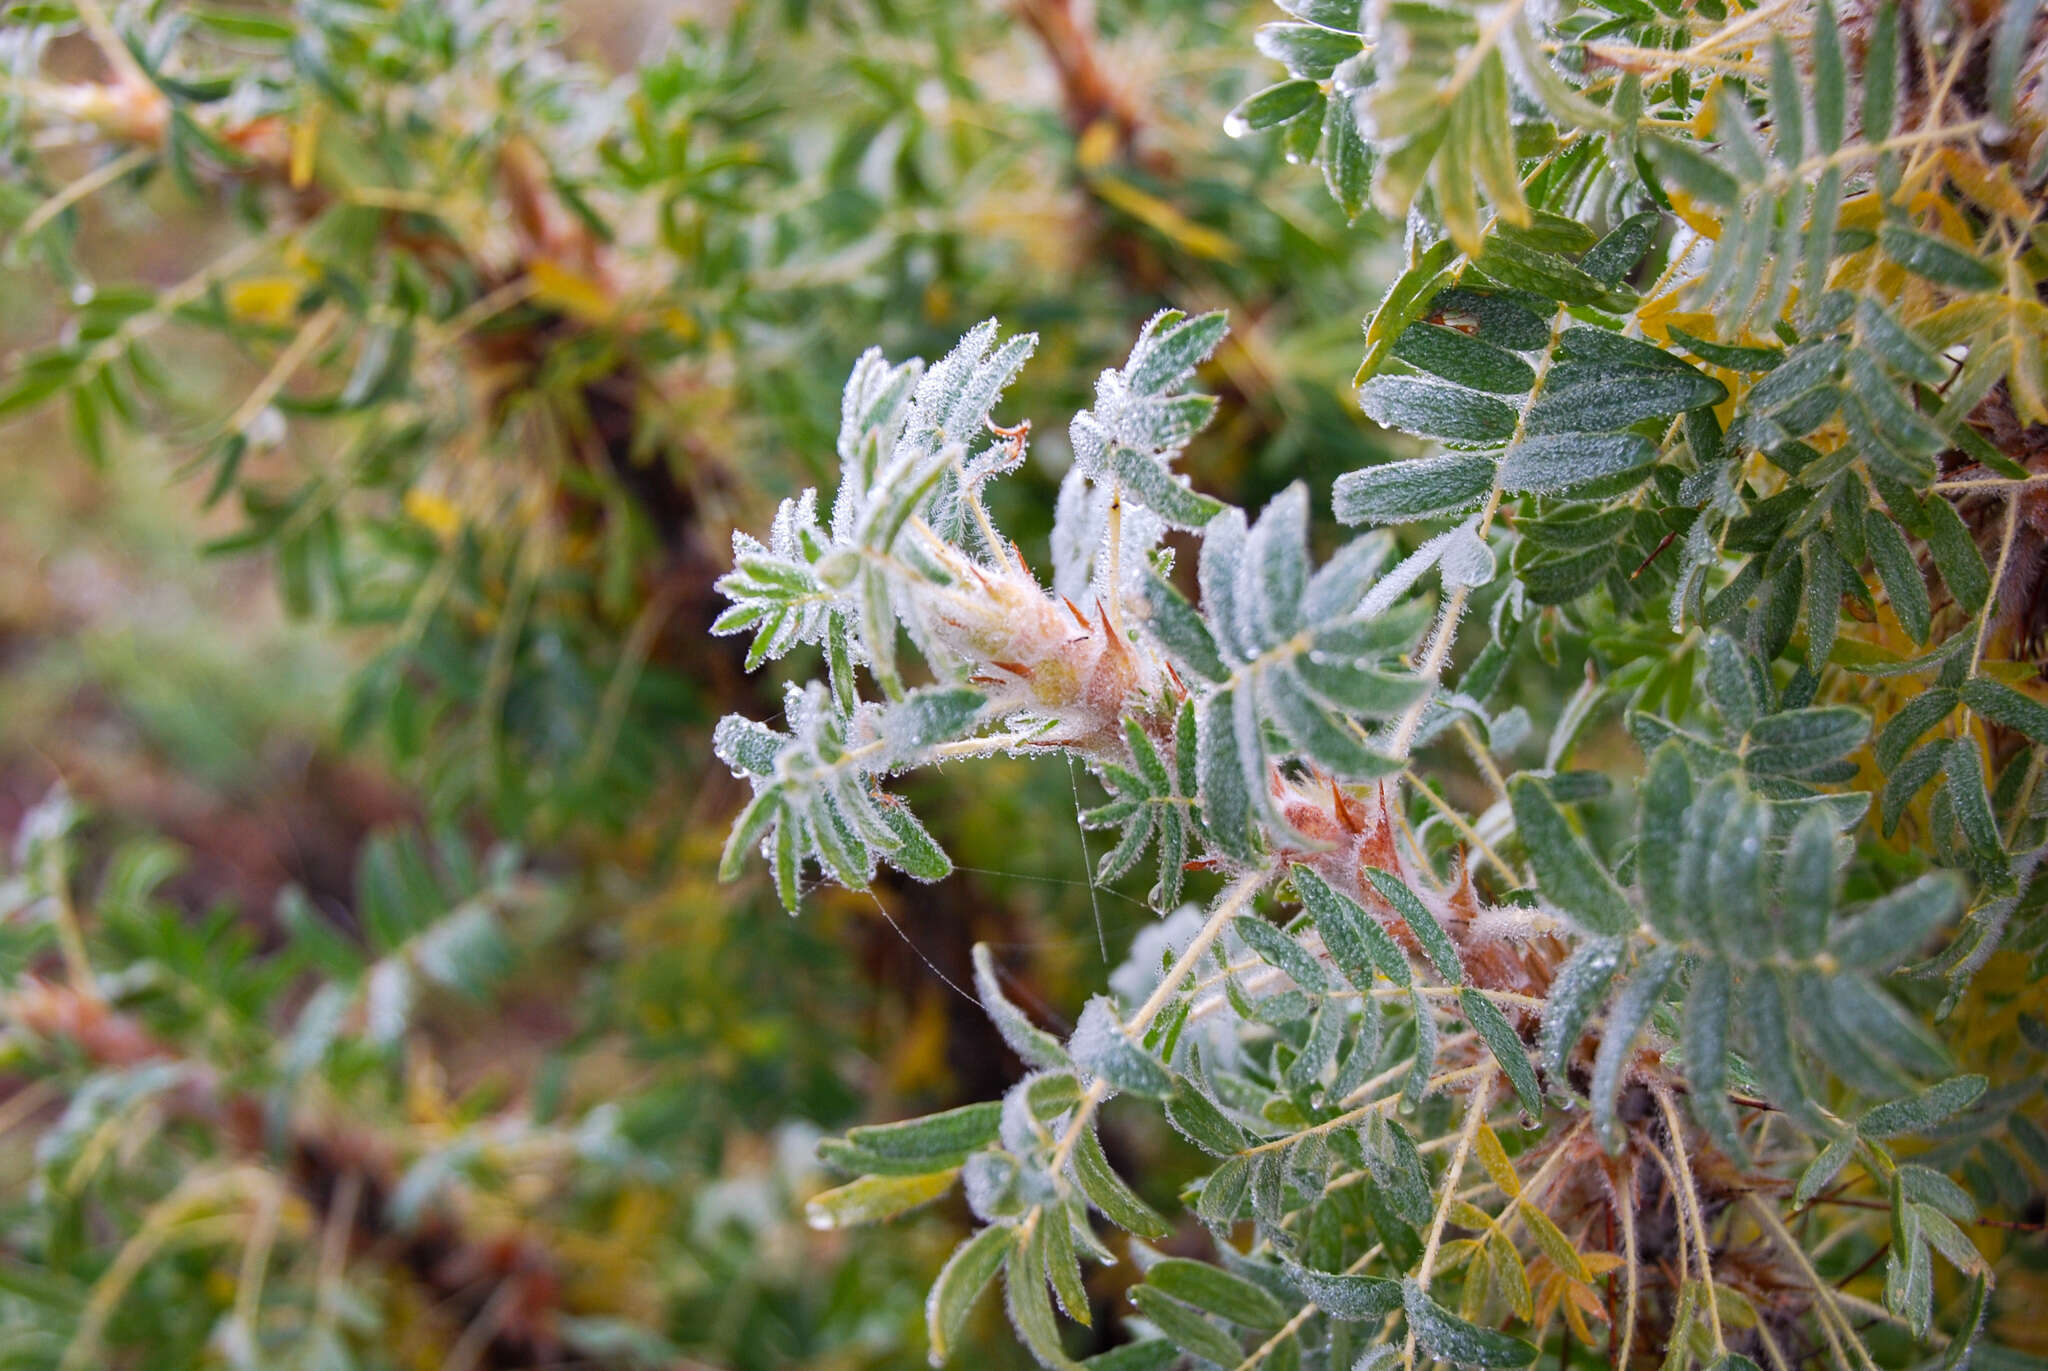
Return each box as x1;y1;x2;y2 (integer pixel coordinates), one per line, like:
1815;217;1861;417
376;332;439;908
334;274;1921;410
1653;1084;1725;1353
1403;1076;1494;1370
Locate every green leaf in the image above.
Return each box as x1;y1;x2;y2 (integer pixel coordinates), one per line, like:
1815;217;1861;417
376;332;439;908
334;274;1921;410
1070;1123;1172;1238
830;1103;1003;1174
1830;873;1965;969
1780;806;1839;958
1461;988;1541;1119
1392;324;1536;394
1358;239;1459;384
881;800;953;881
1879;226;2000;292
1865;511;1932;643
805;1169;958;1229
1041;1213;1090;1324
1704;793;1768;955
1682;959;1741;1158
1295;864;1411;989
1322;89;1372;220
1796;1133;1856;1206
1145;1260;1288;1330
1006;1241;1083;1371
1127;310;1230;396
1937;1274;1990;1371
1741;707;1869;775
1875;689;1959;771
1538;937;1623;1083
1497;432;1655;494
1645;135;1741;207
1129;1286;1244;1365
1358;376;1520;444
1165;1075;1248;1157
1227;80;1324;134
1810;0;1846;151
1255;23;1363;80
974;944;1071;1070
1071;997;1172;1099
1859;1074;1986;1138
1112;445;1226;530
1276;0;1365;33
1233;914;1329;993
1284;1265;1402;1320
1198;687;1256;861
1923;496;1991;614
1591;946;1680;1152
1960;677;2048;744
1522;367;1725;437
1942;742;2003;866
1882;738;1951;836
929;1226;1017;1365
1198;1154;1252;1226
1508;776;1636;936
1334;453;1497;526
1083;1344;1178;1371
1400;1279;1538;1368
1744;970;1816;1122
1140;566;1229;683
1636;743;1697;943
1363;868;1463;985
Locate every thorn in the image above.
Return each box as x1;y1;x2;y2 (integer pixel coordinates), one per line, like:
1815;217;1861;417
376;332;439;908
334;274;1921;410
1095;598;1125;649
1063;596;1092;629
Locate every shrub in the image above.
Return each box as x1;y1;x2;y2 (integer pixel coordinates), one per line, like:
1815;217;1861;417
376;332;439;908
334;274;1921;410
716;2;2048;1367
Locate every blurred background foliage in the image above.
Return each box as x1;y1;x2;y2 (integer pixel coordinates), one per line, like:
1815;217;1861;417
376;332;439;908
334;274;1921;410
0;1;1450;1367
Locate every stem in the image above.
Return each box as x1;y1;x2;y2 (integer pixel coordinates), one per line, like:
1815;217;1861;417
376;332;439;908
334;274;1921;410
1653;1083;1725;1354
1403;1075;1494;1370
1614;1156;1639;1371
1237;1063;1490;1158
1969;493;2019;674
1046;866;1272;1178
1406;765;1525;884
11;144;151;246
231;1175;283;1342
1935;472;2048;492
1387;307;1567;760
1104;489;1129;644
1384;491;1501;761
218;302;342;442
1746;1195;1881;1371
73;0;157;101
41;843;96;998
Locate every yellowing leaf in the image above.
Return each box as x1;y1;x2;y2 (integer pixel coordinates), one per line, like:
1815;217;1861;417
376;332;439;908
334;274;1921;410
227;276;303;324
1076;119;1121;172
1085;174;1238;262
1579;1250;1625;1277
1935;148;2035;221
1484;1232;1534;1322
403;490;461;540
1523;1204;1593;1284
1475;1124;1521;1199
1666;189;1723;241
290;107;320;189
803;1169;958;1230
1448;1199;1496;1230
529;258;617;323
